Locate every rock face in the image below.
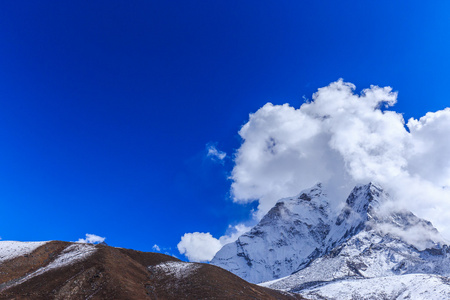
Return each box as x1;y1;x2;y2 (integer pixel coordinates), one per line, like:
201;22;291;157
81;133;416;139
212;182;450;299
0;241;304;300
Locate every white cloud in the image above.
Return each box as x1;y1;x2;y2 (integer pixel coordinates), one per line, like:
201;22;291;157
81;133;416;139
177;224;251;262
180;79;450;259
77;233;106;244
206;143;227;162
177;232;222;262
375;221;445;251
231;79;450;238
152;244;161;252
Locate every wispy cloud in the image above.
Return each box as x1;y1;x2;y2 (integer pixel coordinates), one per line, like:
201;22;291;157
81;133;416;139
152;244;161;251
206;143;227;162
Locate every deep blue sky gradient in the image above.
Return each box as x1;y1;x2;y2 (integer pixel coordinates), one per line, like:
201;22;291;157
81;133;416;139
1;1;450;257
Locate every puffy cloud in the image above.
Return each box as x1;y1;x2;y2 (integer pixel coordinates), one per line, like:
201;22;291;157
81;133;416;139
406;108;450;188
178;224;251;262
179;79;450;258
152;244;161;252
231;79;450;238
206;143;227;162
77;233;105;244
177;232;222;262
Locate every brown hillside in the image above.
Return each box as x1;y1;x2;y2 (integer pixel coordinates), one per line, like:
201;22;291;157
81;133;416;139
0;241;305;300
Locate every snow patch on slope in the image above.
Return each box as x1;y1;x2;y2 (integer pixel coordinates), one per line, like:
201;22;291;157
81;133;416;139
2;243;97;291
0;241;48;263
301;274;450;300
151;261;200;279
37;243;97;272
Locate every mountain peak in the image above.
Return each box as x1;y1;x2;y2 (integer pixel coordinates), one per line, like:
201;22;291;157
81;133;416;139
212;182;395;284
296;183;324;200
343;182;388;216
331;182;389;242
349;181;383;202
276;182;325;204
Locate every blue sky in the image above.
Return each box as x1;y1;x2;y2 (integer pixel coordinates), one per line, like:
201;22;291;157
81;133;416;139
1;1;450;258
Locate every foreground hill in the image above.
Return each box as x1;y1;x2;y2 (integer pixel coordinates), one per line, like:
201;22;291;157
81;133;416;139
0;240;303;300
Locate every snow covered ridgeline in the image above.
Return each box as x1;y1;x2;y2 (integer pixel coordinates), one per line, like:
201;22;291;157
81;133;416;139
0;241;98;293
4;243;96;290
0;241;48;263
212;182;450;298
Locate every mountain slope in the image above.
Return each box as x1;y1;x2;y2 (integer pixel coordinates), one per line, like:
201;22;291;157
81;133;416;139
300;274;450;300
261;229;450;292
212;183;336;284
0;241;304;300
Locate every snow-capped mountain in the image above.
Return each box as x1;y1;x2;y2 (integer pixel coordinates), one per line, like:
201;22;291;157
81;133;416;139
212;182;450;299
212;183;389;284
211;183;336;283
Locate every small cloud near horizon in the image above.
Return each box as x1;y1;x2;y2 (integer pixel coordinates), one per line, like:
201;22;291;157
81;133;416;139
77;233;106;244
177;224;252;262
